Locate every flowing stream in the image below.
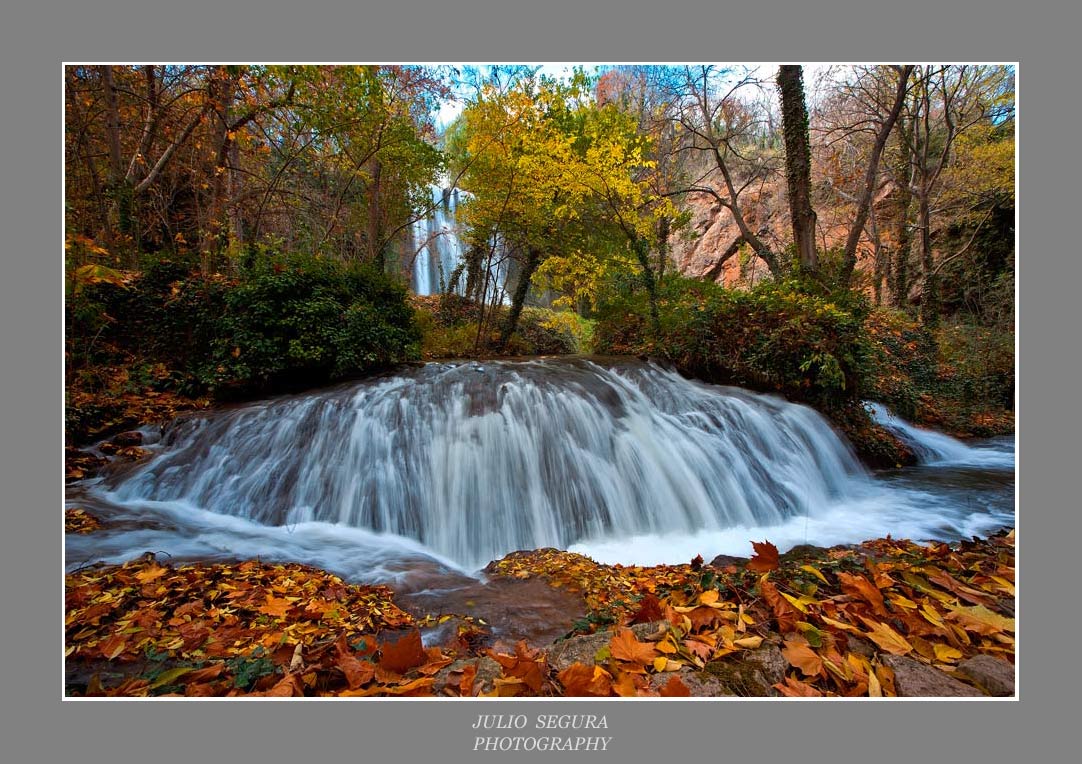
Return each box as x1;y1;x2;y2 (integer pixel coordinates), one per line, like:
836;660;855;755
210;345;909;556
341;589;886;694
66;358;1014;591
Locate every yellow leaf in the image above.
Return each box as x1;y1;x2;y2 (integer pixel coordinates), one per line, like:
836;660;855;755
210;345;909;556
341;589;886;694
920;602;946;629
135;565;167;583
820;615;861;633
780;592;809;613
889;594;919;610
860;619;913;656
989;576;1015;596
948;605;1014;634
653;656;668;672
800;565;829;584
868;667;882;697
934;644;963;663
733;636;763;649
655;640;677;655
699;590;719;606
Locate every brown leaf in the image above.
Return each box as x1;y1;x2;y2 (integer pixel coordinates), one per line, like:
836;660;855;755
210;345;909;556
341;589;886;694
558;663;613;697
774;675;823;697
838;572;888;616
629;593;664;625
690;554;704;571
747;540;780;573
659;675;692;697
261;673;304;697
760;578;798;633
458;664;477;696
781;636;823;677
337;650;375;689
609;627;658;665
379;630;426;673
487;641;546;691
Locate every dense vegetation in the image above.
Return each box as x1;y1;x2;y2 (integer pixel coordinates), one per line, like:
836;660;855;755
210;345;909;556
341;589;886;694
66;254;419;443
66;63;1014;456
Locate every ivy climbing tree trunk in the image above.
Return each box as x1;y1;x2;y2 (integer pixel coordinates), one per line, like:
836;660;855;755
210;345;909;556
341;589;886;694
777;65;818;275
500;247;542;349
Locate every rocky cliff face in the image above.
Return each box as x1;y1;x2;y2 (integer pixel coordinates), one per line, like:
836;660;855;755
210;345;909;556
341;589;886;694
669;181;888;286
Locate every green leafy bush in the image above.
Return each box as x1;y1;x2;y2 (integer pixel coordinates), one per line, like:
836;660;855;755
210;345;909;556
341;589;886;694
67;253;421;400
198;258;420;394
596;276;872;409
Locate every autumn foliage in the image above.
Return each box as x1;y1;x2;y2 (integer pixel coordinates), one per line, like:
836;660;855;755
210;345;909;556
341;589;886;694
66;529;1014;697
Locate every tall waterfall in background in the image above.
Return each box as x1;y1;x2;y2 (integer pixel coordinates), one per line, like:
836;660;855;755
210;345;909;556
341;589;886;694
410;185;508;299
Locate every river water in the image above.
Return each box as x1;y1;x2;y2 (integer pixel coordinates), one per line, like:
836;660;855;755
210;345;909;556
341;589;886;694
66;358;1014;592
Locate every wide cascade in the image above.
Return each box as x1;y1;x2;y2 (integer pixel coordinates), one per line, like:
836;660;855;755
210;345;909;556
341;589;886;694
101;359;866;570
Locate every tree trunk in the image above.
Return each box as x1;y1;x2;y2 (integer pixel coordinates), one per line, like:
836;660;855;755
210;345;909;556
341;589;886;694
890;121;913;309
840;65;912;285
500;247;542;348
918;193;939;325
632;237;661;336
367;158;383;269
656;215;670;283
777;65;817;275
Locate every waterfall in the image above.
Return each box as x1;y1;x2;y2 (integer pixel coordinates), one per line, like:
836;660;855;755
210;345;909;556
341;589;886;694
95;360;862;570
410;185;509;299
866;402;1015;469
70;361;1013;576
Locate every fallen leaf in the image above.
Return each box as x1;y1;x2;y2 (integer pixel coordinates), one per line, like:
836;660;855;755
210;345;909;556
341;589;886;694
558;663;612;696
838;572;888;616
774;675;822;696
760;578;798;633
629;593;664;624
860;618;913;655
659;675;691;697
782;636;823;677
379;630;426;673
733;635;763;649
947;605;1014;635
610;628;658;665
934;644;964;663
747;541;780;573
258;595;294;618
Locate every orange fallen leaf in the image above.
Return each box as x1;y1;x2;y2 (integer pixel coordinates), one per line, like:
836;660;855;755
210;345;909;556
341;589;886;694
781;636;823;677
258;595;294;618
659;675;691;697
558;663;612;696
747;540;780;572
838;572;888;617
760;578;798;633
609;628;658;665
774;675;823;697
458;664;477;696
379;630;426;673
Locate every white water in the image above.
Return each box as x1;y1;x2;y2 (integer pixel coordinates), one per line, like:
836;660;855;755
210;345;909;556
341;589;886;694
67;359;1014;580
866;402;1015;469
410;185;509;299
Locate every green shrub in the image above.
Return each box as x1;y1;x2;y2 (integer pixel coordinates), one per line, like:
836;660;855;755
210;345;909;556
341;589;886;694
199;257;420;394
596;276;872;409
66;253;421;400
